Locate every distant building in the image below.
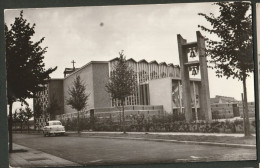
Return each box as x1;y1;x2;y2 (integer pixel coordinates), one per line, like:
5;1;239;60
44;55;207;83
210;95;255;119
210;95;238;104
238;101;255;118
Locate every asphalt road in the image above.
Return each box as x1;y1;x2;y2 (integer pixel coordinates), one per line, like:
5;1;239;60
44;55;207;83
13;133;256;166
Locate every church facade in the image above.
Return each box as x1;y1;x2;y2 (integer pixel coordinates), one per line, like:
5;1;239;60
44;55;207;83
34;57;203;129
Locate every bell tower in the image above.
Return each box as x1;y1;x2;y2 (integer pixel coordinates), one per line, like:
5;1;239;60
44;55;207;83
177;31;212;122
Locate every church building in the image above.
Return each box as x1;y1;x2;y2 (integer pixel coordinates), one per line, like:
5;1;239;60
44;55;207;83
34;58;203;129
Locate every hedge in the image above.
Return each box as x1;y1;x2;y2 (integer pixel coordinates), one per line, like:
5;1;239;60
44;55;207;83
61;114;255;133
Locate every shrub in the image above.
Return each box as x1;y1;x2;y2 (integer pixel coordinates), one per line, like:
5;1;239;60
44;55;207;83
63;114;255;133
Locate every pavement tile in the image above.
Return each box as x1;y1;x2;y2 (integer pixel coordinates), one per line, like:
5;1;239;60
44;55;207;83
9;143;81;167
40;159;61;166
28;160;46;166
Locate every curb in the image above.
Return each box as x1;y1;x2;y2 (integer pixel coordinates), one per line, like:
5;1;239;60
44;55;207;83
67;132;255;149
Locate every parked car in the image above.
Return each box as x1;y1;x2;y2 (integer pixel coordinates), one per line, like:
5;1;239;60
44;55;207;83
43;120;65;136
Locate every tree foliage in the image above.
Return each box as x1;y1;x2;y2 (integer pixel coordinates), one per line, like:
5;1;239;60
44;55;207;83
5;10;57;151
105;51;137;133
17;108;26;124
198;2;253;136
66;75;89;134
105;51;137;103
5;10;57;105
66;75;89;112
24;106;34;122
198;2;253;80
14;106;33;132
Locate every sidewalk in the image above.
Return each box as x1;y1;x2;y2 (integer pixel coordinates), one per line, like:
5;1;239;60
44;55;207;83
9;143;80;168
67;131;256;149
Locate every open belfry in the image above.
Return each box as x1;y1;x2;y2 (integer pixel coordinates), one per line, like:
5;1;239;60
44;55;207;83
177;31;212;122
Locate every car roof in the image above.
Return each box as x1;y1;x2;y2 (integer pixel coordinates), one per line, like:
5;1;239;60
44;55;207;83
48;120;61;123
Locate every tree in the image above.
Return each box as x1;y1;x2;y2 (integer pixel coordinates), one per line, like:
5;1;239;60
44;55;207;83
66;75;90;134
198;2;253;136
5;10;57;151
17;108;26;133
105;51;137;133
12;109;20;130
24;106;34;132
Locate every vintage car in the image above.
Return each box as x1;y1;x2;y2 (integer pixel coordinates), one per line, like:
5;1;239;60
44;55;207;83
43;120;65;136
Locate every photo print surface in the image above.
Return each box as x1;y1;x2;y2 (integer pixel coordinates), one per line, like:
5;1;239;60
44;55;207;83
5;1;256;167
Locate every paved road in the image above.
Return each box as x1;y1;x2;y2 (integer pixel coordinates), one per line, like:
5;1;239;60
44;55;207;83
13;133;256;166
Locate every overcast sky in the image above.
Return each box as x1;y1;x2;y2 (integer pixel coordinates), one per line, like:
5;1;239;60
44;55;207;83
4;2;255;111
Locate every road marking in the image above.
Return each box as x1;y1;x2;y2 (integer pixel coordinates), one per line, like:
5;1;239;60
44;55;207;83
190;156;208;159
89;159;102;163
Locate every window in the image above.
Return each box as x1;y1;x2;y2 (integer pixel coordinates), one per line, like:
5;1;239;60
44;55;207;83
161;72;166;78
51;121;61;125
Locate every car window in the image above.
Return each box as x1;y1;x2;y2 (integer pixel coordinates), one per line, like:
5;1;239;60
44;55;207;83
52;122;61;125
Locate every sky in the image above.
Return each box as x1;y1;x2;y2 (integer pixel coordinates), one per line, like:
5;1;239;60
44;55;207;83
4;2;256;111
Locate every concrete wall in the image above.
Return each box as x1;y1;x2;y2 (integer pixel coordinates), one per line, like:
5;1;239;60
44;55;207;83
63;62;110;114
48;79;64;116
56;105;164;121
149;77;172;114
63;63;95;114
92;63;111;108
238;102;255;118
211;103;234;119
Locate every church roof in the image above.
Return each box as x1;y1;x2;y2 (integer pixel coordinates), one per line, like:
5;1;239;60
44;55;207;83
109;57;119;62
159;62;167;66
127;58;137;62
168;63;174;67
138;59;148;63
149;60;159;64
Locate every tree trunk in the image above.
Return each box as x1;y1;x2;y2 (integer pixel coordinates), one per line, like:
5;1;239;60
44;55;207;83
77;111;80;134
27;119;30;133
242;77;250;137
21;122;23;133
8;102;13;152
122;101;126;134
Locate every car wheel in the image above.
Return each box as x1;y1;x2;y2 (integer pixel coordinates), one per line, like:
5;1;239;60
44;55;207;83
43;131;46;137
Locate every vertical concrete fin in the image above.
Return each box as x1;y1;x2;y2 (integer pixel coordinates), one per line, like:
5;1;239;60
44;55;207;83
196;31;212;122
177;34;193;122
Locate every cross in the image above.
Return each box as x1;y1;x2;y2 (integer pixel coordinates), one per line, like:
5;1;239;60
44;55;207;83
71;60;76;69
